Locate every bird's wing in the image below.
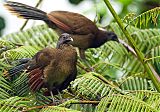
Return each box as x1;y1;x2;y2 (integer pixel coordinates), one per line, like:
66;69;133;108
31;48;57;68
28;47;58;91
47;11;98;35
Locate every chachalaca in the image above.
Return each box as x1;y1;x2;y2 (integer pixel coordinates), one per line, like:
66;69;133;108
8;33;77;99
4;1;119;59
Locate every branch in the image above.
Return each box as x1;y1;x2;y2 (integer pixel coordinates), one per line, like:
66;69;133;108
77;61;92;72
103;0;160;92
22;100;99;112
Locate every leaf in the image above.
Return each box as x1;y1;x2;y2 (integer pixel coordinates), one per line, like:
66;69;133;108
126;7;160;28
96;94;157;112
40;106;81;112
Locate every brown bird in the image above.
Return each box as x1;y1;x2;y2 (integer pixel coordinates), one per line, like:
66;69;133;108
8;33;77;99
4;1;119;59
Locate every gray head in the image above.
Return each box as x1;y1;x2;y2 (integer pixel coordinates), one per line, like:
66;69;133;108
56;33;73;48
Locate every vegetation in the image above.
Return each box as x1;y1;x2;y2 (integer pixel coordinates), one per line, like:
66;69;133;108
0;0;160;111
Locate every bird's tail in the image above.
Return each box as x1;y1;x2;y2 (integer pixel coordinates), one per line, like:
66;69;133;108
4;1;48;21
8;63;27;76
6;58;31;78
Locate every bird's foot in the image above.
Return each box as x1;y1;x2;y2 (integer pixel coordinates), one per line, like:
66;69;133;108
89;67;94;72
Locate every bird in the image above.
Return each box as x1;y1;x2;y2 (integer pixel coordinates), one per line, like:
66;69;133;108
8;33;77;100
4;1;119;59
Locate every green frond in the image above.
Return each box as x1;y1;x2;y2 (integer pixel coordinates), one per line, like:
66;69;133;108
0;71;12;100
2;24;58;48
117;76;156;90
71;72;119;100
126;7;160;28
149;46;160;75
32;92;52;105
0;39;15;47
123;13;136;23
131;29;160;53
2;46;40;60
59;99;97;112
0;96;31;112
0;39;18;55
96;94;157;112
127;90;160;110
12;72;29;96
39;106;81;112
109;22;139;40
85;41;143;77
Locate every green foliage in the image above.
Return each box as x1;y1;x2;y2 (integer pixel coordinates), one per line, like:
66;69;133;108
0;1;160;112
0;16;5;36
126;7;160;28
40;106;81;112
96;94;157;112
0;96;31;112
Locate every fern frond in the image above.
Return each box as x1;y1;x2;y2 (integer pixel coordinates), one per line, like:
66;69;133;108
127;7;160;28
118;76;156;90
2;24;58;47
128;90;160;110
40;106;81;112
2;46;40;60
96;94;157;112
0;72;12;99
71;72;120;100
0;96;31;112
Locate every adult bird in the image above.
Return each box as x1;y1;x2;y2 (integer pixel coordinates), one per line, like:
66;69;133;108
8;33;77;100
4;1;119;59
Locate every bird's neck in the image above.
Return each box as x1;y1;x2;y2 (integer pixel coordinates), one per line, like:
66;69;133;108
58;44;70;49
93;30;108;48
59;44;75;52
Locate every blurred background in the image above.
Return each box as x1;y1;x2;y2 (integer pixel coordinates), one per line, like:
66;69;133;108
0;0;159;36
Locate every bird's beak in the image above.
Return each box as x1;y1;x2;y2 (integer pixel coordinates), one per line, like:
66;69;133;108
115;37;119;43
67;36;73;42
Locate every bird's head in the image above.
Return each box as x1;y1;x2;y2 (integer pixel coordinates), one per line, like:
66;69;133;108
104;31;119;42
93;30;119;48
56;33;73;48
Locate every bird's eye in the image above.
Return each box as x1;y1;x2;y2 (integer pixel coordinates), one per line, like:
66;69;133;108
63;36;66;39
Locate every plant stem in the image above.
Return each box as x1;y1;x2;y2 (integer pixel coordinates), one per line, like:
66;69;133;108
103;0;160;92
20;0;43;30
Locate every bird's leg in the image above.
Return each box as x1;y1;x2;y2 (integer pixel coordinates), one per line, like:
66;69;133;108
57;90;62;100
79;48;94;71
79;48;86;60
50;91;55;103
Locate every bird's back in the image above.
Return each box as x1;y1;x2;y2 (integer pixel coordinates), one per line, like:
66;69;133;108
48;11;99;35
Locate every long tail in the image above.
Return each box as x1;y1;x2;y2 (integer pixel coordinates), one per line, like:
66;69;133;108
4;1;48;21
8;58;31;76
8;64;27;76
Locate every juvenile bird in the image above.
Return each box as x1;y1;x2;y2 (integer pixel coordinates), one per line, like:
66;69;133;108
4;1;119;59
8;33;77;98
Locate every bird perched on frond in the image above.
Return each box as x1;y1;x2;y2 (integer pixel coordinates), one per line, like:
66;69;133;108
8;33;77;99
4;1;119;59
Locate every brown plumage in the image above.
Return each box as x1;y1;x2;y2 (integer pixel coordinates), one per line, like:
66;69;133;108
4;1;119;59
8;33;77;95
